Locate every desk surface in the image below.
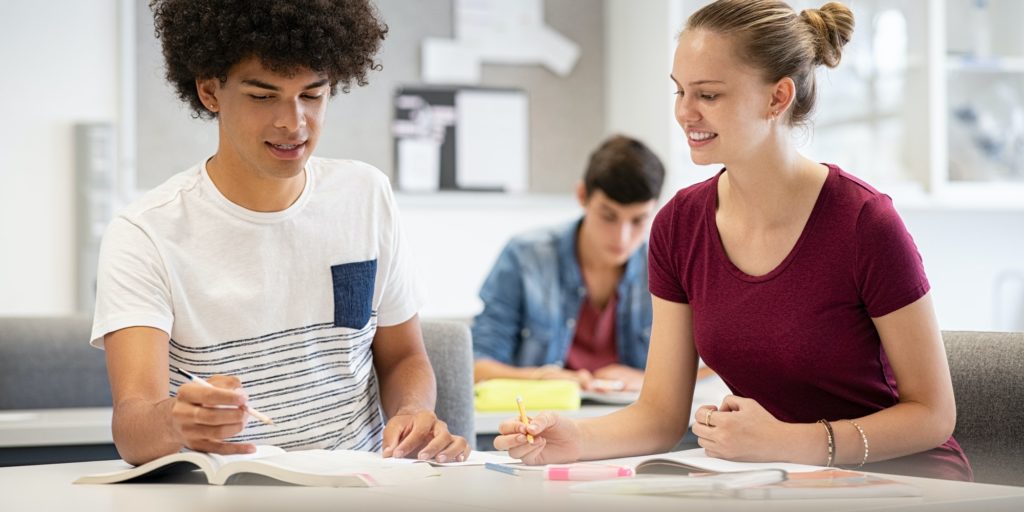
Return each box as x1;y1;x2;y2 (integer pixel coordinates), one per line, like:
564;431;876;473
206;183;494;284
0;408;112;447
2;455;1023;512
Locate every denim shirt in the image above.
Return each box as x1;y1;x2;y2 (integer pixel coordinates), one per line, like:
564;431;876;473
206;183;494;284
472;219;653;369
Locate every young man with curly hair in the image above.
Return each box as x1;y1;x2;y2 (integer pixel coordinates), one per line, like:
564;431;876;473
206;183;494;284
90;0;469;465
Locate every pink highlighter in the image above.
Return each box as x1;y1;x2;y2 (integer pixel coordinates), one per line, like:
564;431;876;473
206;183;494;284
545;464;635;481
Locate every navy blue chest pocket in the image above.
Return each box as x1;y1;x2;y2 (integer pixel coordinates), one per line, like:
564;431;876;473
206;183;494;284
330;259;377;329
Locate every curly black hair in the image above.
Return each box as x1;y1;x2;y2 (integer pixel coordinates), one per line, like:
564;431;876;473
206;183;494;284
150;0;388;119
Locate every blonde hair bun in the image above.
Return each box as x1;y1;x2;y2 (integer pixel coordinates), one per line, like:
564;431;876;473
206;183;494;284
801;2;855;68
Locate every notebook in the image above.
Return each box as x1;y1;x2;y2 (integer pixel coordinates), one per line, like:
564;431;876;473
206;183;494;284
73;446;509;487
570;449;920;499
580;389;639;405
474;379;581;411
733;469;922;499
631;448;828;475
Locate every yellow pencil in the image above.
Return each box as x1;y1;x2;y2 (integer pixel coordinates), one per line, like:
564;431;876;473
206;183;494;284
515;395;534;444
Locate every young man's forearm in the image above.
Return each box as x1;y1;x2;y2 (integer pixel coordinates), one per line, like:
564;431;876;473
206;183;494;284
111;397;183;465
378;354;437;417
473;359;539;382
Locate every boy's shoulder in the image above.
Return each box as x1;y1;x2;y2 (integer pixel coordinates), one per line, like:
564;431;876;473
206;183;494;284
117;163;205;221
507;221;573;252
307;157;391;194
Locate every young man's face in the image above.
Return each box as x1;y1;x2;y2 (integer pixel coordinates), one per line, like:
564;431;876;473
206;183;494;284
198;57;330;180
579;188;657;267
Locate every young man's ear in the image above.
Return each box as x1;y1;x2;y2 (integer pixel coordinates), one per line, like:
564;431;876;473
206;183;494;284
575;181;588;208
196;78;221;113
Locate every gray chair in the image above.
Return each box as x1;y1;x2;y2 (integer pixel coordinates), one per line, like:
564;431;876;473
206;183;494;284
0;315;109;409
420;319;477;449
944;330;1024;486
0;316;476;450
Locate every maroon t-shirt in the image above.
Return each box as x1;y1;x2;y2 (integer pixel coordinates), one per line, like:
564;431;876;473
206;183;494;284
648;165;972;481
566;294;619;372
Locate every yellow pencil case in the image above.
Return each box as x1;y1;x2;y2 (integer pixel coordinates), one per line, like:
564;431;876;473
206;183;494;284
474;379;581;412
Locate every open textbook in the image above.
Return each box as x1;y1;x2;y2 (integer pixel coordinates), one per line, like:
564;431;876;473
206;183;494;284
570;449;920;499
75;446;516;487
630;448;829;475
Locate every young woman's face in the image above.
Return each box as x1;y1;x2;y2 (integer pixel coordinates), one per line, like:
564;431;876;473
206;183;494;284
199;57;330;180
671;30;778;167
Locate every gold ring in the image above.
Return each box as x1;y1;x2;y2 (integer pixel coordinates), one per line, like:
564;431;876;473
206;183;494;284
706;409;715;428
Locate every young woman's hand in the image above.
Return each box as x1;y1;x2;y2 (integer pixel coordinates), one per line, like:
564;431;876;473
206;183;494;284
692;395;796;462
492;411;583;465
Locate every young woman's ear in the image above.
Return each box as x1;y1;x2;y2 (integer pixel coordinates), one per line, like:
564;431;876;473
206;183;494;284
768;76;796;121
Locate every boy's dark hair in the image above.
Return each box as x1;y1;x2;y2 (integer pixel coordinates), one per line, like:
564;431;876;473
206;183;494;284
150;0;388;119
583;135;666;204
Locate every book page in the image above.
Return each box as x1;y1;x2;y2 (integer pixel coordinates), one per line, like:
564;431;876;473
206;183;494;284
216;449;439;487
74;451;215;485
437;450;519;466
207;445;285;467
635;448;828;475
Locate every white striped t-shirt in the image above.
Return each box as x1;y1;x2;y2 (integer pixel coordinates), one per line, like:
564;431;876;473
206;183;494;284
90;157;421;451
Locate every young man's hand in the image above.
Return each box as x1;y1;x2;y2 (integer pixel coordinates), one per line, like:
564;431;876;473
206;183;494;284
171;374;256;455
381;410;470;463
532;365;594;388
592;364;644;392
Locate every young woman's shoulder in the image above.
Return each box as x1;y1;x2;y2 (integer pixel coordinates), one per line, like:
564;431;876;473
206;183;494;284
655;174;718;227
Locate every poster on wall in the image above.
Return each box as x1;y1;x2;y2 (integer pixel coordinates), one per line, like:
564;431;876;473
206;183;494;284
392;86;528;192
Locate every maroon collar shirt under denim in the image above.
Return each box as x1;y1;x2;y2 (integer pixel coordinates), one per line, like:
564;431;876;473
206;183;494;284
648;164;972;481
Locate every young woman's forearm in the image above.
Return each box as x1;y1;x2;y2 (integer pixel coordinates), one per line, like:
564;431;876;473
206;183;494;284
577;398;689;460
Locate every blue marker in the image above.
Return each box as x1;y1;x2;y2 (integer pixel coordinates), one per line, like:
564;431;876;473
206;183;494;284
484;462;521;477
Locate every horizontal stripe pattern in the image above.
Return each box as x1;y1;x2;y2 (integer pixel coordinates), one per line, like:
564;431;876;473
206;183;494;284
169;314;382;452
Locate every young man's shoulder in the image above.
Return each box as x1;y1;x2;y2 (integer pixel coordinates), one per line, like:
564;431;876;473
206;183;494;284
117;163;206;222
307;157;391;194
507;221;574;252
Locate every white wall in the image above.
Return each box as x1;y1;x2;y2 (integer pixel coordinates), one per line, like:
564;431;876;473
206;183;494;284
0;0;118;315
0;0;1021;333
901;207;1024;332
398;193;580;320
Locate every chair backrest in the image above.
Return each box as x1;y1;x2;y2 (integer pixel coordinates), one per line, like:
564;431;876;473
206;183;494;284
0;315;110;409
944;330;1024;486
420;319;476;449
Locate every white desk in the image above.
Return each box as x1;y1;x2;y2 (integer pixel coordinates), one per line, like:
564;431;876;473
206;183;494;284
2;456;1023;512
0;408;112;447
